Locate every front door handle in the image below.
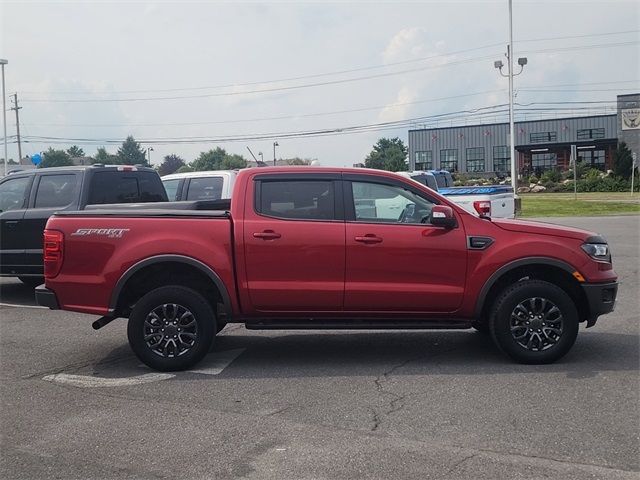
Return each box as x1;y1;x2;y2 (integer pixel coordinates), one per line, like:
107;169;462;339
253;230;281;240
354;234;383;244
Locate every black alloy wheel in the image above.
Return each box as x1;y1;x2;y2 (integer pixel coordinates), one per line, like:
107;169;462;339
128;286;216;371
489;279;579;364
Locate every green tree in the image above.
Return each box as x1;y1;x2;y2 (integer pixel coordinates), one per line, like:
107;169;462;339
364;137;408;172
94;147;110;163
175;165;193;173
158;154;186;176
613;142;634;180
220;154;247;170
190;147;227;171
117;136;147;165
39;148;74;168
285;157;311;166
66;145;85;157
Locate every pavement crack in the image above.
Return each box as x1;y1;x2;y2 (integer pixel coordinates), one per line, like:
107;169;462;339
446;454;477;475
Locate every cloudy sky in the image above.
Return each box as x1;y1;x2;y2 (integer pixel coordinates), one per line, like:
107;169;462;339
1;0;638;166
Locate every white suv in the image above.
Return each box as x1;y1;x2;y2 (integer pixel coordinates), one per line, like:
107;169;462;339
161;170;238;202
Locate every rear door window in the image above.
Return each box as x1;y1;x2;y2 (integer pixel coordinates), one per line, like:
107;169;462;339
0;176;31;212
257;180;336;220
186;177;224;200
88;171;167;204
34;174;78;208
162;179;181;201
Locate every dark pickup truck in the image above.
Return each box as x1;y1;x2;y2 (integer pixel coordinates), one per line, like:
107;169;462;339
0;165;167;285
37;167;618;371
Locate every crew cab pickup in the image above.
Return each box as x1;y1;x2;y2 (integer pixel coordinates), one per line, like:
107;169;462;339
0;165;167;285
37;167;618;371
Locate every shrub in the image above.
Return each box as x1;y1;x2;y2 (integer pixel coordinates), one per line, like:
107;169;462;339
541;169;562;183
528;175;539;184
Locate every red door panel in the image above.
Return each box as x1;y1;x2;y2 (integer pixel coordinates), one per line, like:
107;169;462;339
345;223;467;312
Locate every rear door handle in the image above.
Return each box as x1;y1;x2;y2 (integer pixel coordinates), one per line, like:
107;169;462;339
354;235;383;244
5;220;20;228
253;230;281;240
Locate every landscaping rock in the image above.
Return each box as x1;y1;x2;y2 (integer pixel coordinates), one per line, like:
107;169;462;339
531;185;547;193
517;187;531;193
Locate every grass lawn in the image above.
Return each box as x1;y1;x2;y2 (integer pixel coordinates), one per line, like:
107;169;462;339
520;192;640;217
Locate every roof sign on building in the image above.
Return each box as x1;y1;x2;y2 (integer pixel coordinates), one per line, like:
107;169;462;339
621;108;640;130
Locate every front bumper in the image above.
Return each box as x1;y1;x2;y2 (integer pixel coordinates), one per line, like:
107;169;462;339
581;281;618;327
35;285;59;310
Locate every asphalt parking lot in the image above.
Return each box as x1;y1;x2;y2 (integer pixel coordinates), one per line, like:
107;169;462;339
1;215;638;480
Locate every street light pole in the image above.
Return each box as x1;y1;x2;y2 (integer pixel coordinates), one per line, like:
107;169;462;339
494;0;527;215
508;0;515;198
273;141;279;166
1;59;8;176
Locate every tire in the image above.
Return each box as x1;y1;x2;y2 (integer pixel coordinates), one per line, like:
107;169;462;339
489;279;579;364
18;276;44;288
127;286;216;371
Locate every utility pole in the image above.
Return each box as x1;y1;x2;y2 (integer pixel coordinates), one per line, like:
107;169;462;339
1;59;7;176
11;93;22;163
273;141;279;166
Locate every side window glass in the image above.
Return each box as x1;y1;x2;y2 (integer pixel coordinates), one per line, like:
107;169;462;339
138;172;168;202
88;172;139;204
35;174;78;208
0;176;30;212
351;182;435;224
162;179;181;201
258;180;335;220
186;177;224;200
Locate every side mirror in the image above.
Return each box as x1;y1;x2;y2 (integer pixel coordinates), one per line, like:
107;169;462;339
431;205;456;228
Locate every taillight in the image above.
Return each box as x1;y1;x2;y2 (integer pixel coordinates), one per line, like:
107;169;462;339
43;230;64;278
473;200;491;217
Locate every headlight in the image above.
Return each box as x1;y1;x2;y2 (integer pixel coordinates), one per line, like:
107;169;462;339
581;243;611;262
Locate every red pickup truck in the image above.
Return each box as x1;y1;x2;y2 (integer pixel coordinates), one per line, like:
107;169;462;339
36;167;618;371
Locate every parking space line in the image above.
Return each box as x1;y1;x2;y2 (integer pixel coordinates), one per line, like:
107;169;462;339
0;302;48;309
188;348;246;375
43;372;175;388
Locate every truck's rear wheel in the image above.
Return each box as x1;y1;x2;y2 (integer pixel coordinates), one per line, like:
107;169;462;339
489;279;578;364
127;286;215;371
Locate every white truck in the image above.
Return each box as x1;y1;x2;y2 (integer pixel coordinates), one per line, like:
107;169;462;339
161;168;515;219
399;170;515;219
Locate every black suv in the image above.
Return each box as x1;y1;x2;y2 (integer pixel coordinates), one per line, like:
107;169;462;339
0;165;167;286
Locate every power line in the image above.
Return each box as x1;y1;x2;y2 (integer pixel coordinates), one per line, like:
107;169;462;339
18;29;639;97
20;40;640;104
21;90;507;127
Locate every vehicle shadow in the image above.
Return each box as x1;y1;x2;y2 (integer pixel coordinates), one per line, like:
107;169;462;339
0;279;38;306
93;328;638;379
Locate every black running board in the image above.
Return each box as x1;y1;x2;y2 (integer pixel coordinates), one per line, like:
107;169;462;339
245;319;471;330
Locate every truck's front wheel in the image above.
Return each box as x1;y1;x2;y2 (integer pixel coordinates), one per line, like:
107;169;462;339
489;279;579;364
127;286;216;371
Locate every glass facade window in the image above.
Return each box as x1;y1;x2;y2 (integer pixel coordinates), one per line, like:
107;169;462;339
578;150;606;170
440;149;458;172
415;151;433;170
466;147;485;172
577;128;605;140
493;146;510;174
530;131;557;143
531;153;558;171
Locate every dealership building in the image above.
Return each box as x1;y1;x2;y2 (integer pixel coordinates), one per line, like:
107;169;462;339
408;93;639;175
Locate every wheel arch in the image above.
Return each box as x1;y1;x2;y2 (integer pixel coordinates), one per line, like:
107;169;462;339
475;257;588;323
109;255;232;320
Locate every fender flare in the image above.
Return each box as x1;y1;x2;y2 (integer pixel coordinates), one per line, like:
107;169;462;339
108;254;233;318
474;256;577;318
